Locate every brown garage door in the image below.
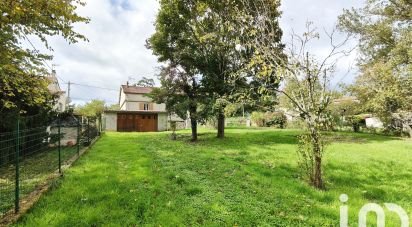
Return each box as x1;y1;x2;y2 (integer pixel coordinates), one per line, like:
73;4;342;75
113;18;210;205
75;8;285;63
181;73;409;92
117;113;158;132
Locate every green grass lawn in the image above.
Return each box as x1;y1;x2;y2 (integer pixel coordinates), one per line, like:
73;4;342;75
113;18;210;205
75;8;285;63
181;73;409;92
0;146;79;216
15;128;412;226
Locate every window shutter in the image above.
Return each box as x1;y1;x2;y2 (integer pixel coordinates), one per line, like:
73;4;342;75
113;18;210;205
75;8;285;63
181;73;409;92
139;103;144;110
149;103;154;111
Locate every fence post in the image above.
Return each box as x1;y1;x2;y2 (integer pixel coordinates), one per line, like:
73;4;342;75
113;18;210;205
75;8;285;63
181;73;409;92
15;117;20;213
87;118;90;145
77;119;80;156
58;116;61;174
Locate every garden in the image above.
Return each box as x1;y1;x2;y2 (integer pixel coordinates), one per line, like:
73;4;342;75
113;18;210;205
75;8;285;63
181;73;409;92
16;128;412;226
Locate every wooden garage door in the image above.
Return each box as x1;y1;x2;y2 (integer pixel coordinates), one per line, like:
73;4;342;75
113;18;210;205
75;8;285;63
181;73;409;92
117;114;157;132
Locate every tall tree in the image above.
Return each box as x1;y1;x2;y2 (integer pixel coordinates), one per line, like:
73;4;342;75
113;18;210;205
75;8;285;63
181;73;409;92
0;0;89;128
339;0;412;137
148;0;283;139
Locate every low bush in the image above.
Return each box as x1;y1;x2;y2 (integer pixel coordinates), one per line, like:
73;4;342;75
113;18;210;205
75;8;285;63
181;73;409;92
251;112;287;128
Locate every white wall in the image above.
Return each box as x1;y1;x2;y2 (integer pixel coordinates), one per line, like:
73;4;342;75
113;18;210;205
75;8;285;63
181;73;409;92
366;117;384;129
104;113;118;131
158;113;168;131
123;93;166;111
119;92;126;110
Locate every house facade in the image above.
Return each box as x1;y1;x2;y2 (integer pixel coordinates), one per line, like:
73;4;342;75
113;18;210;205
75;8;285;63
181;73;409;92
47;70;67;112
104;85;170;132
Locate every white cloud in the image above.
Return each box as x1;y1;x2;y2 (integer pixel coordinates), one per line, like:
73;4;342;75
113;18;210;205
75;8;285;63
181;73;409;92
38;0;363;104
280;0;364;86
43;0;160;104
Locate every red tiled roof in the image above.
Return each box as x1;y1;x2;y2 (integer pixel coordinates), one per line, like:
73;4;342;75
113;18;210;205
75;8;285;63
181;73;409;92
121;85;154;94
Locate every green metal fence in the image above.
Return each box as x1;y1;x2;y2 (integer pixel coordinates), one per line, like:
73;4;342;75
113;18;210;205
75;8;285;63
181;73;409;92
0;115;100;217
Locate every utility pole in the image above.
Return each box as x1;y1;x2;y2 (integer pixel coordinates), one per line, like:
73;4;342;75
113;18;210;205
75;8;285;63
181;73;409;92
66;81;72;110
67;81;71;101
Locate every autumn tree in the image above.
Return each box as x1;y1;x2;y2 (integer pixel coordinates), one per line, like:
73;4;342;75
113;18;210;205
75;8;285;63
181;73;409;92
339;0;412;137
0;0;89;129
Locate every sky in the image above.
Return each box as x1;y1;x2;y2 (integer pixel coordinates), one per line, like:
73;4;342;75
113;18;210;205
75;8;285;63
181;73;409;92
33;0;365;105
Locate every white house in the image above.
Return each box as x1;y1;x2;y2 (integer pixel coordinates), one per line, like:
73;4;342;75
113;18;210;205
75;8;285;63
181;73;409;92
104;85;173;132
47;70;67;113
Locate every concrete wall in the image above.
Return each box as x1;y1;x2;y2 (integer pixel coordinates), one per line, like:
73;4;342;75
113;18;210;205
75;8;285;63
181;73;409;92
104;112;118;131
158;113;168;131
366;117;384;129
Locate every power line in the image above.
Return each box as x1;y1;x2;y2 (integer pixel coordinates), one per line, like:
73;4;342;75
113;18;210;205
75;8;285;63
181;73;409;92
68;82;119;92
22;33;67;83
70;96;118;103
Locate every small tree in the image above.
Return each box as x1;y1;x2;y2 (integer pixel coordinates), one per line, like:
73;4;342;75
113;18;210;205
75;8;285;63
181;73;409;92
149;65;202;142
242;5;353;188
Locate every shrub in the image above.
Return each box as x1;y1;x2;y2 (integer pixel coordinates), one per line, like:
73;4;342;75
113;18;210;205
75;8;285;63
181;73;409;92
347;115;366;133
251;112;288;128
265;112;288;129
251;112;266;127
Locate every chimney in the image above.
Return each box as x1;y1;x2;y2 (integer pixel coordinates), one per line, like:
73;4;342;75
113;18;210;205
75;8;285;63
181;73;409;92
127;81;129;87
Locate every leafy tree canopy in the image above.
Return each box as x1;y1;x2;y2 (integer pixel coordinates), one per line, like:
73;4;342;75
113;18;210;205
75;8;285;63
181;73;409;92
0;0;89;118
339;0;412;125
75;100;105;117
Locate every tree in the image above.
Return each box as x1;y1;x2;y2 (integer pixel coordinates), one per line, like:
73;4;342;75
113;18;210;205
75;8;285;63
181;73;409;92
0;0;89;127
75;100;105;118
149;65;203;141
149;0;283;139
107;104;121;111
242;3;353;188
135;77;155;87
339;0;412;137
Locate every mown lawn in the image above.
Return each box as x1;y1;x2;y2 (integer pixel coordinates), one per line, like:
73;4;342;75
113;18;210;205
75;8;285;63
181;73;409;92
16;128;412;226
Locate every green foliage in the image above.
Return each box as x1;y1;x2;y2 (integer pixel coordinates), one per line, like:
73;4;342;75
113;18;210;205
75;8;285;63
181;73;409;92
265;112;288;129
250;112;266;127
339;0;412;127
107;104;120;111
148;0;283;138
346;115;366;133
251;111;287;128
329;99;363;129
75;100;105;117
0;0;89;126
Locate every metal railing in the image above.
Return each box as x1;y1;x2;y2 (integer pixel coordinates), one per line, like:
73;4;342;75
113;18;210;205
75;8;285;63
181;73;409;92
0;115;100;217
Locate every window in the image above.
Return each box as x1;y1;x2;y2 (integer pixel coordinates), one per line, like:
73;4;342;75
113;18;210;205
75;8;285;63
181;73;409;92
144;103;150;111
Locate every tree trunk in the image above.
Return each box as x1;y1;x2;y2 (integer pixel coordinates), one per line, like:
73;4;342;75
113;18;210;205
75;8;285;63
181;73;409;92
191;118;198;142
309;125;325;190
217;111;225;139
189;103;198;142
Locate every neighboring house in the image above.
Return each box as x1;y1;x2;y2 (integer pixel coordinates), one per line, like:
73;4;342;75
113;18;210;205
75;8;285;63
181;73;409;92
104;84;172;132
47;70;67;113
